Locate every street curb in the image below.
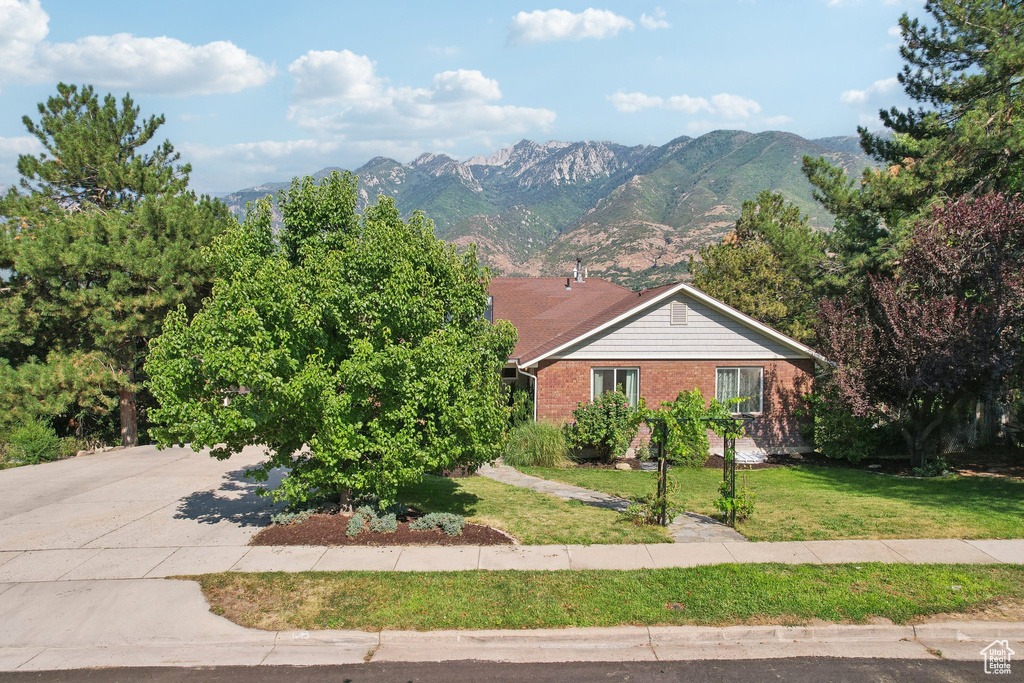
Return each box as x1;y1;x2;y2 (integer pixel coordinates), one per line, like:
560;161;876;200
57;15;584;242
7;621;1024;670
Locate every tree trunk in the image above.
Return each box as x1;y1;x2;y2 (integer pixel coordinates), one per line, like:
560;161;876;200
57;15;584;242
119;387;138;448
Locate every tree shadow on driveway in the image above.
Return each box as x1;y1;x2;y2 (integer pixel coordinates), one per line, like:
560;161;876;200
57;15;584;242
173;466;288;527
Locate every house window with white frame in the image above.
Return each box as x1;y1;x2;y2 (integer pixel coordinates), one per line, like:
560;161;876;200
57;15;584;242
716;367;763;414
592;367;639;407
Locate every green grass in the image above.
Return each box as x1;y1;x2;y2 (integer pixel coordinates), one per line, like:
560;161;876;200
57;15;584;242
520;465;1024;542
191;564;1024;631
397;474;669;545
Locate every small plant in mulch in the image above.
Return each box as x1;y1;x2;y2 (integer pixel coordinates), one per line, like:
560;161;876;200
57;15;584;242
408;512;466;536
253;495;513;547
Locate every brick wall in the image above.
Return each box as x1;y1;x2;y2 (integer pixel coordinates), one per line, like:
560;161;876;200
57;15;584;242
534;358;815;453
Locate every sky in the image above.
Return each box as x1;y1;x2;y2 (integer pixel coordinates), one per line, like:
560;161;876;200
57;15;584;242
0;0;921;195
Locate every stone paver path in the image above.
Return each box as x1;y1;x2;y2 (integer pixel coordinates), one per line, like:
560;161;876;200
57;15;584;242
478;463;746;543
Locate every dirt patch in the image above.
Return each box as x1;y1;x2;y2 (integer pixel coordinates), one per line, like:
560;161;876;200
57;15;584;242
251;513;514;547
913;598;1024;623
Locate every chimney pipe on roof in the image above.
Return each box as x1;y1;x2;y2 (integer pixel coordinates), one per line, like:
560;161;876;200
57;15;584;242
565;277;571;291
575;257;584;283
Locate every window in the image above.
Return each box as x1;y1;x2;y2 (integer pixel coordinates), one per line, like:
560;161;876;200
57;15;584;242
484;296;494;323
716;367;763;414
592;367;640;407
670;300;688;325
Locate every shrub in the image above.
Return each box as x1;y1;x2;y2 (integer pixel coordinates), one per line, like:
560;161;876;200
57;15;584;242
346;505;377;537
658;389;711;467
564;390;644;463
409;512;466;536
715;479;756;521
270;509;316;526
503;421;570;468
58;437;85;460
5;419;61;465
509;386;534;427
912;455;951;478
652;389;743;467
623;494;681;526
799;390;883;463
369;513;398;533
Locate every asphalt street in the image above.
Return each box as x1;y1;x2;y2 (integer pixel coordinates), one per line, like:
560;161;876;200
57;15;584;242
0;658;1000;682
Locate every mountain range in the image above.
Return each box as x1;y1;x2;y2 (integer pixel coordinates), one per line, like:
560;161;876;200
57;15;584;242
220;130;875;287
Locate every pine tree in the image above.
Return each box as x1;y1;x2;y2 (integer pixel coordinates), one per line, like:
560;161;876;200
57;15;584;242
803;0;1024;277
0;83;233;446
689;191;827;344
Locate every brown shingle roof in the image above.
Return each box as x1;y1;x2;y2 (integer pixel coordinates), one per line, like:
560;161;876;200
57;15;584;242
516;282;679;363
489;277;632;361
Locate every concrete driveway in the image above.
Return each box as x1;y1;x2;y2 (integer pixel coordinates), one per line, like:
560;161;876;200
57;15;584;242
0;445;282;580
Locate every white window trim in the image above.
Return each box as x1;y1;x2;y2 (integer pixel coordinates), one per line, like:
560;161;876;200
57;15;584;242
591;366;641;406
715;366;764;414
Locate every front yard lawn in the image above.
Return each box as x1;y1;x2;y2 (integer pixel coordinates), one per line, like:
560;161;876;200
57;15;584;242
521;466;1024;542
191;563;1024;631
396;474;670;545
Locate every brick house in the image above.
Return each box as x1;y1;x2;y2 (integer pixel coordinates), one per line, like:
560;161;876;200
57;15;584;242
489;274;824;455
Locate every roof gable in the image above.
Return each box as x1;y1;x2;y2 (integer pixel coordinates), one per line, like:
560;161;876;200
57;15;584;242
489;277;822;366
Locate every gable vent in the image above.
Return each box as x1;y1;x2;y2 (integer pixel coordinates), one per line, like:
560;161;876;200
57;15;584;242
670;301;688;326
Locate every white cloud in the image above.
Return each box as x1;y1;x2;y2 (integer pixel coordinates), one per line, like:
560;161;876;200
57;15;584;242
762;114;794;127
664;95;711;114
639;7;670;30
887;25;901;37
0;134;41;156
608;90;763;119
288;49;380;104
0;0;47;82
710;93;761;119
840;76;899;105
427;45;461;56
286;50;554;148
0;134;42;185
508;8;634;45
608;91;670;113
0;0;272;95
431;69;501;103
37;34;273;96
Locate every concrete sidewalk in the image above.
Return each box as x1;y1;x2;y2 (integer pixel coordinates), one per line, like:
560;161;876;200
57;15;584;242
1;538;1023;581
0;579;1021;670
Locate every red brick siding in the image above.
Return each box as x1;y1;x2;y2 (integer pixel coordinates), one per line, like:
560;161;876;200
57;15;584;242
535;358;815;453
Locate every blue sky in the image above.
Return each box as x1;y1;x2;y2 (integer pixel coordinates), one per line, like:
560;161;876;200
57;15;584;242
0;0;920;194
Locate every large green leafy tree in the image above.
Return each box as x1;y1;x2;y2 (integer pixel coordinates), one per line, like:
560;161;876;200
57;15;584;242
803;0;1024;278
146;172;517;506
689;191;827;344
0;83;233;445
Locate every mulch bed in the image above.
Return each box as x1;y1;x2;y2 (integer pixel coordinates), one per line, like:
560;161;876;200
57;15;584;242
251;513;514;547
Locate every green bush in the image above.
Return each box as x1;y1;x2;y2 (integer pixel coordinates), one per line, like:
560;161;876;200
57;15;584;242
800;389;882;463
509;387;534;427
715;479;756;521
653;388;742;467
270;509;316;526
564;390;644;463
5;419;61;465
409;512;466;536
658;388;711;467
369;513;399;533
503;421;570;468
